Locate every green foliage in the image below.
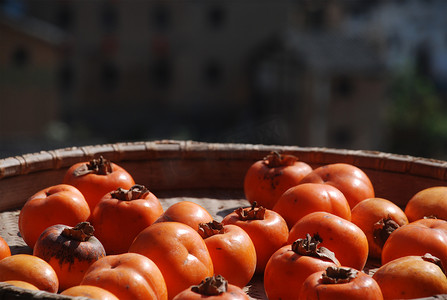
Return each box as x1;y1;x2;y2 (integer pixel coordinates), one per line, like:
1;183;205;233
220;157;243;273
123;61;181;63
387;67;447;159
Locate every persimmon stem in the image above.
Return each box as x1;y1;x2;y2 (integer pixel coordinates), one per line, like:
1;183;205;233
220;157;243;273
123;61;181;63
292;234;339;265
73;156;113;176
191;275;228;295
235;202;265;220
198;220;224;238
422;253;446;275
373;216;400;248
110;184;150;201
61;222;94;242
321;266;358;284
263;152;298;168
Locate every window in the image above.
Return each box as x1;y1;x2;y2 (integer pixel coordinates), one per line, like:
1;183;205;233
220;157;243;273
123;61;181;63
149;58;172;88
101;61;120;90
203;60;223;86
332;75;354;98
58;62;74;91
55;4;74;30
11;46;30;67
101;3;118;33
150;3;170;32
207;5;226;29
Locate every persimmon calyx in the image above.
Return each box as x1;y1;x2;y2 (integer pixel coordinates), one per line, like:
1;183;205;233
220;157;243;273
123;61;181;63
110;184;150;201
321;266;358;284
191;275;228;296
235;202;266;220
373;216;400;248
422;253;446;275
73;156;113;176
198;220;224;238
292;234;339;265
263;152;298;168
61;222;95;242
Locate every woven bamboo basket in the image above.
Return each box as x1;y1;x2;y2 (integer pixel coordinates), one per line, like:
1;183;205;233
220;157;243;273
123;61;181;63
1;140;447;300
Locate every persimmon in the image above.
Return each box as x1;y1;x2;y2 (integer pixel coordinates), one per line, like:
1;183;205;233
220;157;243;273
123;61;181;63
288;211;369;270
18;184;90;249
63;156;135;212
198;220;256;288
2;280;39;291
0;235;11;261
373;253;447;299
299;163;374;209
221;202;289;274
90;184;164;254
60;285;119;300
405;186;447;222
350;197;408;260
33;222;106;291
243;152;312;209
81;252;167;300
381;218;447;268
172;275;249;300
154;200;213;231
264;234;340;300
129;221;214;299
273;183;351;229
300;266;383;300
0;254;58;293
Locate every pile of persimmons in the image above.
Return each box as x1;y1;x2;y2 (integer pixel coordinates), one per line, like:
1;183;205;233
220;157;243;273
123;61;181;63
0;152;447;300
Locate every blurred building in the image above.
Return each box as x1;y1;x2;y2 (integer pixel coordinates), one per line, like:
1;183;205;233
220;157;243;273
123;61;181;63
1;0;447;158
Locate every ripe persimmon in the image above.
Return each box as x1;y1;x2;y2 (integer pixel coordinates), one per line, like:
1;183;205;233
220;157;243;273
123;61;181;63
129;221;214;299
81;252;167;300
405;186;447;222
18;184;90;249
63;156;135;212
373;254;447;299
273;183;351;229
350;197;408;260
243;152;312;209
0;254;59;293
288;211;369;270
300;266;383;300
198;221;256;288
0;235;11;261
221;202;289;274
90;184;164;254
299;163;374;209
154;200;213;231
264;234;340;300
381;218;447;268
172;275;249;300
60;285;119;300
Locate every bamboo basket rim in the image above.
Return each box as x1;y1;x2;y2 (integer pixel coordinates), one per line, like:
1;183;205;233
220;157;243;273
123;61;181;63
2;139;447;182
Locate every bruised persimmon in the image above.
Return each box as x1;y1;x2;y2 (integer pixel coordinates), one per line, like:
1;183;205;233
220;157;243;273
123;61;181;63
33;222;106;291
